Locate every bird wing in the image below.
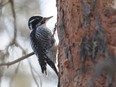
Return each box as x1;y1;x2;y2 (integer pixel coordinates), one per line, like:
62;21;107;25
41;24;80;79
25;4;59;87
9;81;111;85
34;26;57;75
35;26;54;51
30;29;47;74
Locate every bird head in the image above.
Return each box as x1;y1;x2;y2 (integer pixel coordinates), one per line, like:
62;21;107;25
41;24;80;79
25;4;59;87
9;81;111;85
28;16;53;30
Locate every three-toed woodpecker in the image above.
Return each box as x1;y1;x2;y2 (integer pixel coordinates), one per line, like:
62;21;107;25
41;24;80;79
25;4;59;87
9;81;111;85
28;16;58;75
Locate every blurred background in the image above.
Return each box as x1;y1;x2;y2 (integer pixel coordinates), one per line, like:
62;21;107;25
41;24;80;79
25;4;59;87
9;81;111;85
0;0;58;87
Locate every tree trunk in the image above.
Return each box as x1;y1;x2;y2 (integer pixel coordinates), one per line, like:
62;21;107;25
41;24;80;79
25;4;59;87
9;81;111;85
57;0;116;87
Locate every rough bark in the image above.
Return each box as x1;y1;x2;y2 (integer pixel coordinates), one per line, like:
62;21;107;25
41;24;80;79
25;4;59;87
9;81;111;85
57;0;116;87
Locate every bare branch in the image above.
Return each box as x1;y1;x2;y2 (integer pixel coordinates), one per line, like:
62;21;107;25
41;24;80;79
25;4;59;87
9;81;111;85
10;0;17;42
5;0;18;50
0;52;34;67
0;1;9;9
4;0;26;56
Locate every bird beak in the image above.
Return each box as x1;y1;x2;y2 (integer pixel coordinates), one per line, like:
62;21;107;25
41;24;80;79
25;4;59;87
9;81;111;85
44;16;53;21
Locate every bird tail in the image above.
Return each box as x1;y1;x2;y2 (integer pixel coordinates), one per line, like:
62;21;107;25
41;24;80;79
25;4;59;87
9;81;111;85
38;58;47;74
44;55;58;75
36;50;47;74
37;51;58;75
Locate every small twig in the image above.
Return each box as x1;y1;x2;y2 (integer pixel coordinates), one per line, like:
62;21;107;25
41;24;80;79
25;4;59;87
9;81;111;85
0;52;34;67
28;60;42;87
10;0;17;42
15;42;27;55
52;23;57;37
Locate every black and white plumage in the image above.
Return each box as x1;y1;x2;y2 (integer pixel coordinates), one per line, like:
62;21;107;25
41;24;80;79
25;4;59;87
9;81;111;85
28;16;58;75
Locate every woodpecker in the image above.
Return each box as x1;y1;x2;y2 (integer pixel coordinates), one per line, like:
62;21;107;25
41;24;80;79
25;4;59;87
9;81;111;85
28;16;58;75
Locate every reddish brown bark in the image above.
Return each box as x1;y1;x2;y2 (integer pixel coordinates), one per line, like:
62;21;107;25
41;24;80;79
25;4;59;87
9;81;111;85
57;0;116;87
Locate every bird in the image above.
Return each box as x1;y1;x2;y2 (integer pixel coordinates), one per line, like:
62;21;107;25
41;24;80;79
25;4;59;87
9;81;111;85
28;16;58;75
